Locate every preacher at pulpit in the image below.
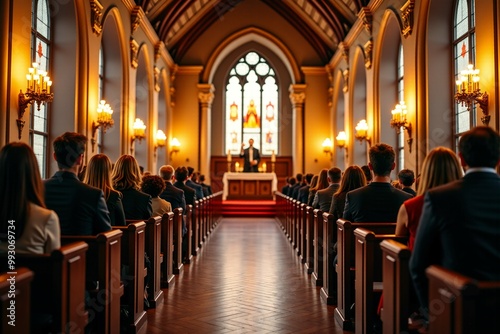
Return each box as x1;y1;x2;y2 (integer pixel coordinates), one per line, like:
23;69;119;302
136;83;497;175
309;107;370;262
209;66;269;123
240;138;260;172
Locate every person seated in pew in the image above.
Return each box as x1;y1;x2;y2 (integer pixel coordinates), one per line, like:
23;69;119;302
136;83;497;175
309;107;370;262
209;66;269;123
173;166;197;206
329;165;367;223
306;175;318;206
198;174;212;196
83;154;126;226
112;155;152;220
297;173;313;204
44;132;111;235
410;126;500;326
309;169;329;209
159;165;187;236
0;142;60;254
397;168;417;197
141;174;172;216
343;143;412;222
187;166;205;200
312;167;342;212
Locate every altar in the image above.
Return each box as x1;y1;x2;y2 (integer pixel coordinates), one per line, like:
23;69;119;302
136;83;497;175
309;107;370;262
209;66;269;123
222;172;278;200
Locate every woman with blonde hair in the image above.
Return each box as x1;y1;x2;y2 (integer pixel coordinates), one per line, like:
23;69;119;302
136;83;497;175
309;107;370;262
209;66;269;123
0;142;60;254
396;147;463;249
112;155;152;220
84;154;126;226
306;175;319;206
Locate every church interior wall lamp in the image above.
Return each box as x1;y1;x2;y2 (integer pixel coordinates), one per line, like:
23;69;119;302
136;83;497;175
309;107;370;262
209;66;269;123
455;64;489;125
354;119;371;145
18;62;53;139
154;129;166;157
91;100;114;152
390;101;413;153
130;118;146;154
336;131;349;159
322;138;333;158
170;137;180;158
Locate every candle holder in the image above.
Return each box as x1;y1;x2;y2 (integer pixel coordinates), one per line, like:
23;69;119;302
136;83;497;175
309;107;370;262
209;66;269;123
354;119;371;145
390;101;413;153
455;64;489;125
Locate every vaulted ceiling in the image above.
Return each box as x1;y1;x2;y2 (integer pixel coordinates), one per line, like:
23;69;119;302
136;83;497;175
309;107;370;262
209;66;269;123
135;0;369;63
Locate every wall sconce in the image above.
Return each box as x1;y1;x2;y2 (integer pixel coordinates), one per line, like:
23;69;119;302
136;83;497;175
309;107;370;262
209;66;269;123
154;129;167;157
130;118;146;154
336;131;349;159
91;100;114;152
390;101;413;153
18;62;53;139
354;119;371;145
455;64;489;125
322;138;333;157
170;137;180;158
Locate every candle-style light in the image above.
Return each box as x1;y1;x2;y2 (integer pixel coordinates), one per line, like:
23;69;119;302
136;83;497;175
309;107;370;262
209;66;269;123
354;119;370;144
91;99;115;152
389;101;413;153
336;131;348;159
455;63;489;125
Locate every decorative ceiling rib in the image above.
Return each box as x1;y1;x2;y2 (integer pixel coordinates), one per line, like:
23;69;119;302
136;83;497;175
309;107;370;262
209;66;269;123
136;0;368;63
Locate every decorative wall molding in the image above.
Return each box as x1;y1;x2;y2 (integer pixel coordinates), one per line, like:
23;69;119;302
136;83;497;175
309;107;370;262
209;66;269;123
154;66;160;92
364;39;373;69
342;69;349;93
90;0;103;36
401;0;415;38
339;42;349;65
358;7;373;35
130;37;139;68
131;6;142;34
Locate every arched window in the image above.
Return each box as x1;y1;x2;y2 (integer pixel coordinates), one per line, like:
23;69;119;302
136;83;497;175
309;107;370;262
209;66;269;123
29;0;51;178
453;0;476;146
225;51;278;155
397;43;404;170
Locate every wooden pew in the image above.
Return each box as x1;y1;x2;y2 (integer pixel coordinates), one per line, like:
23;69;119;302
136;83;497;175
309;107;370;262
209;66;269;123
312;209;324;286
354;228;403;334
299;203;307;263
334;219;395;331
1;242;89;333
191;201;199;258
61;230;123;334
292;199;299;250
172;208;184;274
160;212;175;288
426;265;500;334
145;216;164;307
0;267;33;334
304;206;314;274
320;212;337;305
380;239;411;334
113;221;147;333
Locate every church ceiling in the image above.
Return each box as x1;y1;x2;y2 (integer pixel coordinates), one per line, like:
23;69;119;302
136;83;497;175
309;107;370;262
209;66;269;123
135;0;369;63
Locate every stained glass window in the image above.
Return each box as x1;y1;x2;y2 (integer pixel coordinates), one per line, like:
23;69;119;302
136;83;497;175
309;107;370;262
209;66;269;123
453;0;476;147
29;0;51;178
397;43;405;170
225;51;278;155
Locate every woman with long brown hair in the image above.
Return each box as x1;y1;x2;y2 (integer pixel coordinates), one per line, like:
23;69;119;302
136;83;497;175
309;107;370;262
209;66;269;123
84;154;126;226
329;165;367;222
309;168;329;209
0;142;60;254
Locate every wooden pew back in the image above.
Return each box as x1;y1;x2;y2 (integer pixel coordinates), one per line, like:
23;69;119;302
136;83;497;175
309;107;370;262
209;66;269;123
172;208;184;274
144;216;164;306
161;212;175;288
426;265;500;334
320;212;337;305
0;268;33;334
61;229;123;334
312;209;324;286
380;239;411;334
334;219;396;330
1;242;88;333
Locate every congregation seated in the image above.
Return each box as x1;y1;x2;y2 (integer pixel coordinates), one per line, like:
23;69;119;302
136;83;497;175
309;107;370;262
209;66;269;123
0;142;60;254
112;154;152;220
199;173;212;196
83;153;126;226
187;166;205;199
397;168;417;197
44;132;111;235
312;167;341;211
309;169;328;208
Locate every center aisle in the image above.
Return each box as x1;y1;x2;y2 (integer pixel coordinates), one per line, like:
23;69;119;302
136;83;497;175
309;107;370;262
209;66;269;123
146;217;346;333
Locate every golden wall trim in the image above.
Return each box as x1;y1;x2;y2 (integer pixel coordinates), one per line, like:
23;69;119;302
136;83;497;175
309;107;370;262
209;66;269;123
90;0;103;36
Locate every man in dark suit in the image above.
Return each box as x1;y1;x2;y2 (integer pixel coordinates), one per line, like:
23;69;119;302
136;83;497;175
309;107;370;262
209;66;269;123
199;174;213;196
173;166;196;206
312;167;342;211
159;164;186;212
186;166;205;199
289;173;304;200
343;143;412;222
397;168;416;197
44;132;111;235
240;138;260;172
410;126;500;318
298;173;313;203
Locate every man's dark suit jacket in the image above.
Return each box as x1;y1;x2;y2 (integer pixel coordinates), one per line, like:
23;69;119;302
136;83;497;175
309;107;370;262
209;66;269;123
297;185;310;204
118;188;153;220
313;183;340;212
44;171;111;235
288;183;301;199
160;181;186;211
410;171;500;310
201;183;212;196
281;185;290;196
186;179;205;200
240;146;260;172
107;189;126;226
343;182;412;222
174;181;196;206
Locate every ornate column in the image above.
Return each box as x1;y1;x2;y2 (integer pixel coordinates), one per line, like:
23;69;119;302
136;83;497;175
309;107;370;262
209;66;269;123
289;84;307;174
197;84;215;180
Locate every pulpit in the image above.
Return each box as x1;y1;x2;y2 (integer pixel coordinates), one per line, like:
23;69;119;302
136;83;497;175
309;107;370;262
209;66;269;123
222;172;278;200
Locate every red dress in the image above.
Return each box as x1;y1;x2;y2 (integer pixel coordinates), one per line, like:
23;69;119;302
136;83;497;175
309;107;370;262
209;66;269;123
404;195;425;250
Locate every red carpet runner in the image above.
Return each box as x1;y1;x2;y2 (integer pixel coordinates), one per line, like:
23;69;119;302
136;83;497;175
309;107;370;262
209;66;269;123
222;200;276;217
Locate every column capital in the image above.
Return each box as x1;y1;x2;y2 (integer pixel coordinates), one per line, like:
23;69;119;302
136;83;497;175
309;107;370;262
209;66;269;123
289;84;307;106
197;83;215;105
